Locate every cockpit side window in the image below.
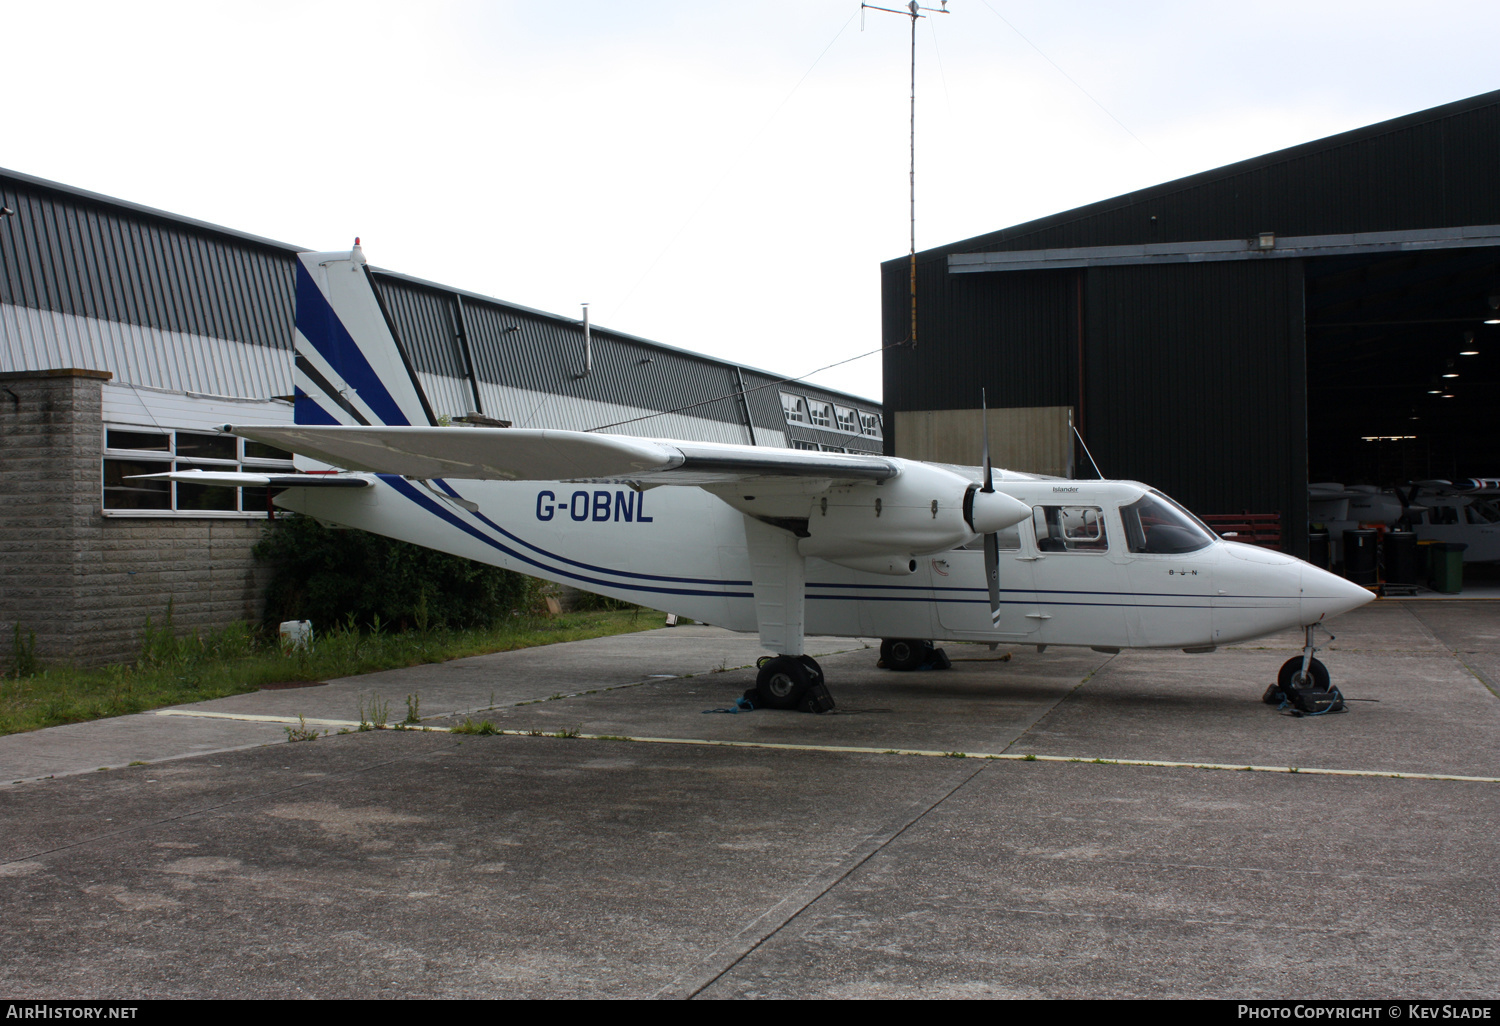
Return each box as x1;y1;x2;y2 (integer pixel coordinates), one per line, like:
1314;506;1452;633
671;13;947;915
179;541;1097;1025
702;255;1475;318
1033;505;1108;553
1467;502;1500;525
1120;493;1215;554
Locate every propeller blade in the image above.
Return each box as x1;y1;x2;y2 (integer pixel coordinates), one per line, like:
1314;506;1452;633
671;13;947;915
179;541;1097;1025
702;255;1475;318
984;530;1001;627
981;389;994;493
979;389;1000;625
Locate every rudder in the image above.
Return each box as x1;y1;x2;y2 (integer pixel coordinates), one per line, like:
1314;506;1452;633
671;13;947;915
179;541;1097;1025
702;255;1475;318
292;243;435;429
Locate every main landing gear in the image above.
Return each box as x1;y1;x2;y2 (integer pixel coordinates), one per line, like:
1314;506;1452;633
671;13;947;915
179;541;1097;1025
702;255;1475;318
749;655;836;713
1263;624;1345;716
877;638;952;672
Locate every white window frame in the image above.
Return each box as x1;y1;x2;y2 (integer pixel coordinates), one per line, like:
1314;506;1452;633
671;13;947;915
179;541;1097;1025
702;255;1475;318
101;425;296;518
780;392;809;424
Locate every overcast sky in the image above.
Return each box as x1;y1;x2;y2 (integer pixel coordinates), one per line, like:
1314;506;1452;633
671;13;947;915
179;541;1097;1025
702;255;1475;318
4;1;1498;401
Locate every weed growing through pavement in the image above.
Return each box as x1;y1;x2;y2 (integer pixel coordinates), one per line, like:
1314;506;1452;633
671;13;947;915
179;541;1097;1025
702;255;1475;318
364;694;390;729
403;693;421;725
451;718;500;736
284;715;323;742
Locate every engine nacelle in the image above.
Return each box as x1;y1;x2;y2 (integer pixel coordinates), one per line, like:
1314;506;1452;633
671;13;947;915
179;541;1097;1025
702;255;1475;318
798;461;1030;562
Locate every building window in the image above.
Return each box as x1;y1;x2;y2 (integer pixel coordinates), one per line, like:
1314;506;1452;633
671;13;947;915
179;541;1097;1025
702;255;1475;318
807;400;833;427
780;392;808;424
858;411;883;438
102;427;294;516
791;439;819;451
834;405;858;433
818;444;846;453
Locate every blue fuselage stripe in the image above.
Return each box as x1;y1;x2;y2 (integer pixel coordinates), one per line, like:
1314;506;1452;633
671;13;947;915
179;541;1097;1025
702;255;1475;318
383;476;752;599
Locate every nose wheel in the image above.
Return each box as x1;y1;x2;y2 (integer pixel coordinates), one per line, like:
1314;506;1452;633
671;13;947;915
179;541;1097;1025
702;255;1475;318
1264;624;1345;715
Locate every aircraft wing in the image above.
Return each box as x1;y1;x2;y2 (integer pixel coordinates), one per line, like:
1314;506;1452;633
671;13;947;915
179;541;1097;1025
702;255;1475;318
223;425;899;485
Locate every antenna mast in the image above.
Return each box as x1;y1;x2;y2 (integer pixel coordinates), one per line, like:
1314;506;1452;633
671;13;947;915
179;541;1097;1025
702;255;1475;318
863;0;949;348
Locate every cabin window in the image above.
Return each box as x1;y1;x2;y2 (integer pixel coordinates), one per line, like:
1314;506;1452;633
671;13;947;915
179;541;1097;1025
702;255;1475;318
780;393;808;424
1119;493;1214;554
1033;506;1109;553
1467;502;1500;525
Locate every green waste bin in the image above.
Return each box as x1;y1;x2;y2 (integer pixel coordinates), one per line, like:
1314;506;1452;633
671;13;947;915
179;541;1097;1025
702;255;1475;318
1430;542;1467;594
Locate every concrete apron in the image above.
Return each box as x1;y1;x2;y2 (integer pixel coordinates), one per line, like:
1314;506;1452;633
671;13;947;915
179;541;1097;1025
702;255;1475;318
6;602;1499;786
2;602;1498;998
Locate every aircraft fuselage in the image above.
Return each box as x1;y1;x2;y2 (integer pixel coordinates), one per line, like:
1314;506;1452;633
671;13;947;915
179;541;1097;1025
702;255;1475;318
277;469;1370;653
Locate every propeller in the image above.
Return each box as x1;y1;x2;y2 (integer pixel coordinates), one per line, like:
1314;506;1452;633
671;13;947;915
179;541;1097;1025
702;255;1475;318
960;391;1004;633
980;392;1001;629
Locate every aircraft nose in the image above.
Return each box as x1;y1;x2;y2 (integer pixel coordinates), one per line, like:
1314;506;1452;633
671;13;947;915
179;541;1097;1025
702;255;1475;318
1300;563;1376;623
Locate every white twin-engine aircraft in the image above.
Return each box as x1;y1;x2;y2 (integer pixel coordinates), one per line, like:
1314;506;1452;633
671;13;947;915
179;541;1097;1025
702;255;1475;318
146;246;1373;711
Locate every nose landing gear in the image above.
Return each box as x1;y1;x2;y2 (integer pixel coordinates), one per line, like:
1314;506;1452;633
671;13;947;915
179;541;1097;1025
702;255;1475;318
1264;624;1345;715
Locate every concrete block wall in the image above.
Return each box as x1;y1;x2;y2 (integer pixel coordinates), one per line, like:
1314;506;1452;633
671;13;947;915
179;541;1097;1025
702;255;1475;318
1;369;272;667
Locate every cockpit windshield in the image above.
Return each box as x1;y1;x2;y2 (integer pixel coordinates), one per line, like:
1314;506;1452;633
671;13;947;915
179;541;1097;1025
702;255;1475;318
1120;490;1216;554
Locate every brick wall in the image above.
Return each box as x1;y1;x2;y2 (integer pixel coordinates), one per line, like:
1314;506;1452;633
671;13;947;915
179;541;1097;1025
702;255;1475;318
1;370;272;666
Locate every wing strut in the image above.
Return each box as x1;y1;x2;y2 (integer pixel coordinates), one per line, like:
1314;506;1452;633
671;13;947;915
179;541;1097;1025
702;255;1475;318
742;514;806;657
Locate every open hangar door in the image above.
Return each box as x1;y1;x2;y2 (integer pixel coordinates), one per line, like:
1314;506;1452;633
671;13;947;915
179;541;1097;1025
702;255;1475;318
1305;247;1500;487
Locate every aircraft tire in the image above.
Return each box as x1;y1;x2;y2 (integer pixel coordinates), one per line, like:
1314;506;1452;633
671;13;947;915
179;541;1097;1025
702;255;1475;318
755;656;814;710
884;639;930;672
1277;656;1330;693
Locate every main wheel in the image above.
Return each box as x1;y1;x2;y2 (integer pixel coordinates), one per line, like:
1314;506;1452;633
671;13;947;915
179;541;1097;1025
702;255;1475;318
755;656;815;710
1277;656;1330;693
884;639;930;672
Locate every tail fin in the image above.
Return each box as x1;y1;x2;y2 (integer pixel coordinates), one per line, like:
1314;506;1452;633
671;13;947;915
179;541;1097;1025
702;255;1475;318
292;242;435;428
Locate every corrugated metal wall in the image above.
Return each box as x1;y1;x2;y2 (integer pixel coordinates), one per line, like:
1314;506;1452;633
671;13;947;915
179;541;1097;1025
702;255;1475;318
0;174;295;350
1081;260;1306;535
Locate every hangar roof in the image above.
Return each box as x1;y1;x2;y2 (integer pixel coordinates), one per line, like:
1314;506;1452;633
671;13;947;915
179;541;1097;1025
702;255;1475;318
886;88;1500;268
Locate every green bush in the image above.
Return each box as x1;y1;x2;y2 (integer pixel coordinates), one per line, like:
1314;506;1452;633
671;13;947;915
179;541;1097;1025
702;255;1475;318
570;589;639;612
254;515;541;632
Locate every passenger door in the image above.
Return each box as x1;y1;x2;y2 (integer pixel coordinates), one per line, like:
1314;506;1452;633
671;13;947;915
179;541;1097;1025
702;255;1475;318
934;522;1039;638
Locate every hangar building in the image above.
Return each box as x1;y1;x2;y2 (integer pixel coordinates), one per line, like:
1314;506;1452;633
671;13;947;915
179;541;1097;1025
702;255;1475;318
882;89;1500;558
1;168;883;663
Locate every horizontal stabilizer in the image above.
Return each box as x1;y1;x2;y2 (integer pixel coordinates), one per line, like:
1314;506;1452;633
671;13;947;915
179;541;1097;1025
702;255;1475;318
222;425;900;485
127;470;373;488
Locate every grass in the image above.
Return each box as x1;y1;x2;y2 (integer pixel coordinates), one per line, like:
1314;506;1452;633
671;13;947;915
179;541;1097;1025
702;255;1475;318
1;608;669;737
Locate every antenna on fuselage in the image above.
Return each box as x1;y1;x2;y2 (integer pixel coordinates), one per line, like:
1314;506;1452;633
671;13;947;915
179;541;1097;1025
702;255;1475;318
1073;425;1105;480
